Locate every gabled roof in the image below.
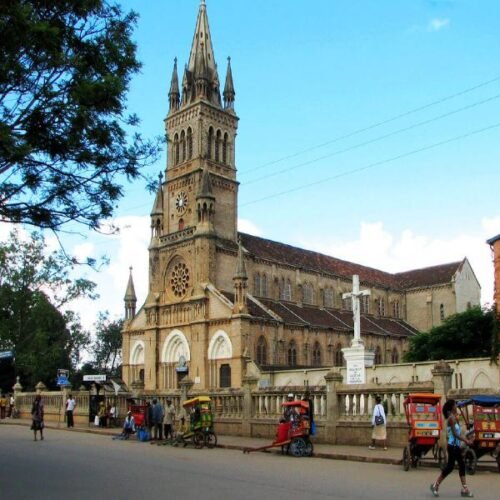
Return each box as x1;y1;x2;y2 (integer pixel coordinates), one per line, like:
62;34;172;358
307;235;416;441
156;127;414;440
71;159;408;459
394;260;463;289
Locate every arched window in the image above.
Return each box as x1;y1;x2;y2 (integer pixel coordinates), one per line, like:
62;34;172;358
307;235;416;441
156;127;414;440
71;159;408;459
375;346;382;364
391;347;399;364
139;368;144;382
334;343;344;366
324;287;334;308
440;304;445;321
174;133;179;164
222;133;228;164
254;273;261;296
312;342;321;366
303;282;314;305
187;127;193;159
256;336;267;365
207;127;213;159
287;340;297;367
284;279;292;301
178;218;184;231
342;294;352;311
215;130;221;162
361;295;370;314
219;364;231;388
180;130;186;162
261;274;268;298
378;298;385;316
392;300;400;318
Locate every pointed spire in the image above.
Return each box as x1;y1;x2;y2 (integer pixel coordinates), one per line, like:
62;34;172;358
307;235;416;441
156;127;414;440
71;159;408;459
234;237;247;280
187;0;221;105
150;172;164;216
196;168;214;199
124;267;137;320
168;58;180;111
223;57;235;110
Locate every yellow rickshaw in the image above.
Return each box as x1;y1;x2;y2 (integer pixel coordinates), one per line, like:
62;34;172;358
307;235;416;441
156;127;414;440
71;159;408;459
180;396;217;449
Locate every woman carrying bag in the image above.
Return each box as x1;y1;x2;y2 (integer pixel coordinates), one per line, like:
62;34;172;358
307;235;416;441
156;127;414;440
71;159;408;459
369;396;387;450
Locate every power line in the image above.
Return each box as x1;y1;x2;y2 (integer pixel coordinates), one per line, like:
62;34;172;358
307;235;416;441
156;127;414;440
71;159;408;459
239;75;500;176
240;121;500;207
243;92;500;186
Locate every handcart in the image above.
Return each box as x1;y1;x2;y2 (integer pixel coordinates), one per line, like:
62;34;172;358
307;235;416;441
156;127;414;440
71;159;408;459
457;395;500;474
177;396;217;449
402;393;445;471
243;399;314;457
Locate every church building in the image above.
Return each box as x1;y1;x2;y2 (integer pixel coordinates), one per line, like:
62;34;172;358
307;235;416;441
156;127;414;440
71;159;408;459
122;1;481;391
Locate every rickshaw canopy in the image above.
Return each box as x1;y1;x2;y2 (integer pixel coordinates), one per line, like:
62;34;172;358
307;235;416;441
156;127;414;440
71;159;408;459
183;396;211;407
457;395;500;407
404;393;442;405
282;400;310;409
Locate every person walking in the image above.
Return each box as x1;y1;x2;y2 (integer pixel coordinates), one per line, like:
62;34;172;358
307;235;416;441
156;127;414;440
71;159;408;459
31;395;44;441
8;393;15;418
163;399;176;441
430;399;474;498
66;394;76;428
151;399;164;440
369;396;387;450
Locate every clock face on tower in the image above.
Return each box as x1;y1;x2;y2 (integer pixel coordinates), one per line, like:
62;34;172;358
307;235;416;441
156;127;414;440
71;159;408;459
175;191;188;214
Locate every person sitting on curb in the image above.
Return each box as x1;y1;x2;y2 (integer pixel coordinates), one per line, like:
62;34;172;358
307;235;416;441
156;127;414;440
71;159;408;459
121;411;135;439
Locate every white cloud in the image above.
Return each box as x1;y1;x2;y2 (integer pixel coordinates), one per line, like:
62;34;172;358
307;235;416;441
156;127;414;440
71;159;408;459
428;18;450;32
298;219;497;306
238;218;263;236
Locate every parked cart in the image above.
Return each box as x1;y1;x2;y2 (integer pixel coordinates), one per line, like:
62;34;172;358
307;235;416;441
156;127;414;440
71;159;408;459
402;393;445;471
457;395;500;474
178;396;217;449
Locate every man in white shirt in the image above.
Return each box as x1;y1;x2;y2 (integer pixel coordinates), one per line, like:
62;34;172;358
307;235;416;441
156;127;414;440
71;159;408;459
66;394;76;428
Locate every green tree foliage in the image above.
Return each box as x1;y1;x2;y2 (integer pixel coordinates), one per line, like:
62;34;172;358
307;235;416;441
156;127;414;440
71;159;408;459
404;306;498;362
0;229;93;389
0;0;161;231
92;311;123;377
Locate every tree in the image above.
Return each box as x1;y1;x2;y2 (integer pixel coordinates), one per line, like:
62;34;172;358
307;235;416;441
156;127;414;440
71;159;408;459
91;311;123;376
0;0;161;231
404;306;498;362
0;228;94;388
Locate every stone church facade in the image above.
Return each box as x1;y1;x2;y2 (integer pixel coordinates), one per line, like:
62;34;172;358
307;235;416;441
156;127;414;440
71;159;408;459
121;1;481;391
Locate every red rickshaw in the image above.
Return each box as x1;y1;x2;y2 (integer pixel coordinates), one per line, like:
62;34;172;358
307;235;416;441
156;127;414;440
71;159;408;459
402;393;445;471
243;399;314;457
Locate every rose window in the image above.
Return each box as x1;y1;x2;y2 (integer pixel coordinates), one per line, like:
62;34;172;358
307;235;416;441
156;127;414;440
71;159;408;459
170;262;190;297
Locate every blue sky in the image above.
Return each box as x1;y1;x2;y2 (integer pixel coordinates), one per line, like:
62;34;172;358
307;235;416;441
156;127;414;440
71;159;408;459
5;0;498;330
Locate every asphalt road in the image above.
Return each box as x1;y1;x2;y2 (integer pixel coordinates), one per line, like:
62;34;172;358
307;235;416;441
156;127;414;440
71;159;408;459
0;426;498;500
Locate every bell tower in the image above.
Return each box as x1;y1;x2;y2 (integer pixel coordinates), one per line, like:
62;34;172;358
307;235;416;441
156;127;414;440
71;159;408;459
162;0;239;242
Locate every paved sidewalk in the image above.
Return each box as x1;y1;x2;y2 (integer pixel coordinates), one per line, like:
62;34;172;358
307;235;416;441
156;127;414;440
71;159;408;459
2;418;496;472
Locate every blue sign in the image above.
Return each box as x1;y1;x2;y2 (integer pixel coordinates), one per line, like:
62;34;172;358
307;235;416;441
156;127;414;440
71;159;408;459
57;376;69;386
0;350;14;359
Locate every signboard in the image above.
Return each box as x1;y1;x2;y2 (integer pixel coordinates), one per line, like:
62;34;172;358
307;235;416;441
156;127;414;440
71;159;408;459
0;350;14;360
346;359;365;385
57;369;70;386
83;374;107;383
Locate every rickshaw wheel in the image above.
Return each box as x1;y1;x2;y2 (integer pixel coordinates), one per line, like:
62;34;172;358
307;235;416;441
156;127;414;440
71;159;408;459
464;448;477;475
193;431;204;449
402;445;411;471
289;437;306;457
304;439;314;457
205;431;217;449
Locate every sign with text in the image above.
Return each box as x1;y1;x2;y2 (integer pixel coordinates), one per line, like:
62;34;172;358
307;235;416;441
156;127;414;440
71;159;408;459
57;369;70;386
83;374;107;382
346;359;366;385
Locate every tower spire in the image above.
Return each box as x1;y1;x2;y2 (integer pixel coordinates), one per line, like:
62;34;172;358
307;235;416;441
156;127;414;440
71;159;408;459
168;58;180;111
124;266;137;320
233;237;248;313
223;57;235;110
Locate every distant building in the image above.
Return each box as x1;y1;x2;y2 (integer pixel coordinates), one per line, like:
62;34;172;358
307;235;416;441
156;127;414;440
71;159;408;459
487;234;500;309
121;1;481;391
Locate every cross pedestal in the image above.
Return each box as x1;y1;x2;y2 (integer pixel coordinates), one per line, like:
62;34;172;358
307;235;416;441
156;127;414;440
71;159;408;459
341;275;375;384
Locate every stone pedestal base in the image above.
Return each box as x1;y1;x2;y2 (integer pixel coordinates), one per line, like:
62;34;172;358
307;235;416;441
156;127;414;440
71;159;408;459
342;341;375;385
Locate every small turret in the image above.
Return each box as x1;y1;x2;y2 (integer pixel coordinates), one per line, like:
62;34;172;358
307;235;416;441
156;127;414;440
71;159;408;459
124;267;137;320
150;172;164;240
233;238;248;313
223;57;235;110
196;168;215;233
168;58;180;111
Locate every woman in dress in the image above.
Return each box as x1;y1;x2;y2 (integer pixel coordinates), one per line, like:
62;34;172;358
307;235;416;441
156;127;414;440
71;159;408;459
369;395;387;450
430;399;474;498
31;395;44;441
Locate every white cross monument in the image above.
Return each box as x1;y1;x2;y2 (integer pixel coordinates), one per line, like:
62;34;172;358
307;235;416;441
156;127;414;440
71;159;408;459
341;275;375;384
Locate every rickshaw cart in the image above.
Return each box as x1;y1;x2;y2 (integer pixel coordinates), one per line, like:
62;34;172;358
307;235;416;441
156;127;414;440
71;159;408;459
130;404;147;428
179;396;217;449
402;393;445;471
457;395;500;474
243;400;314;457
